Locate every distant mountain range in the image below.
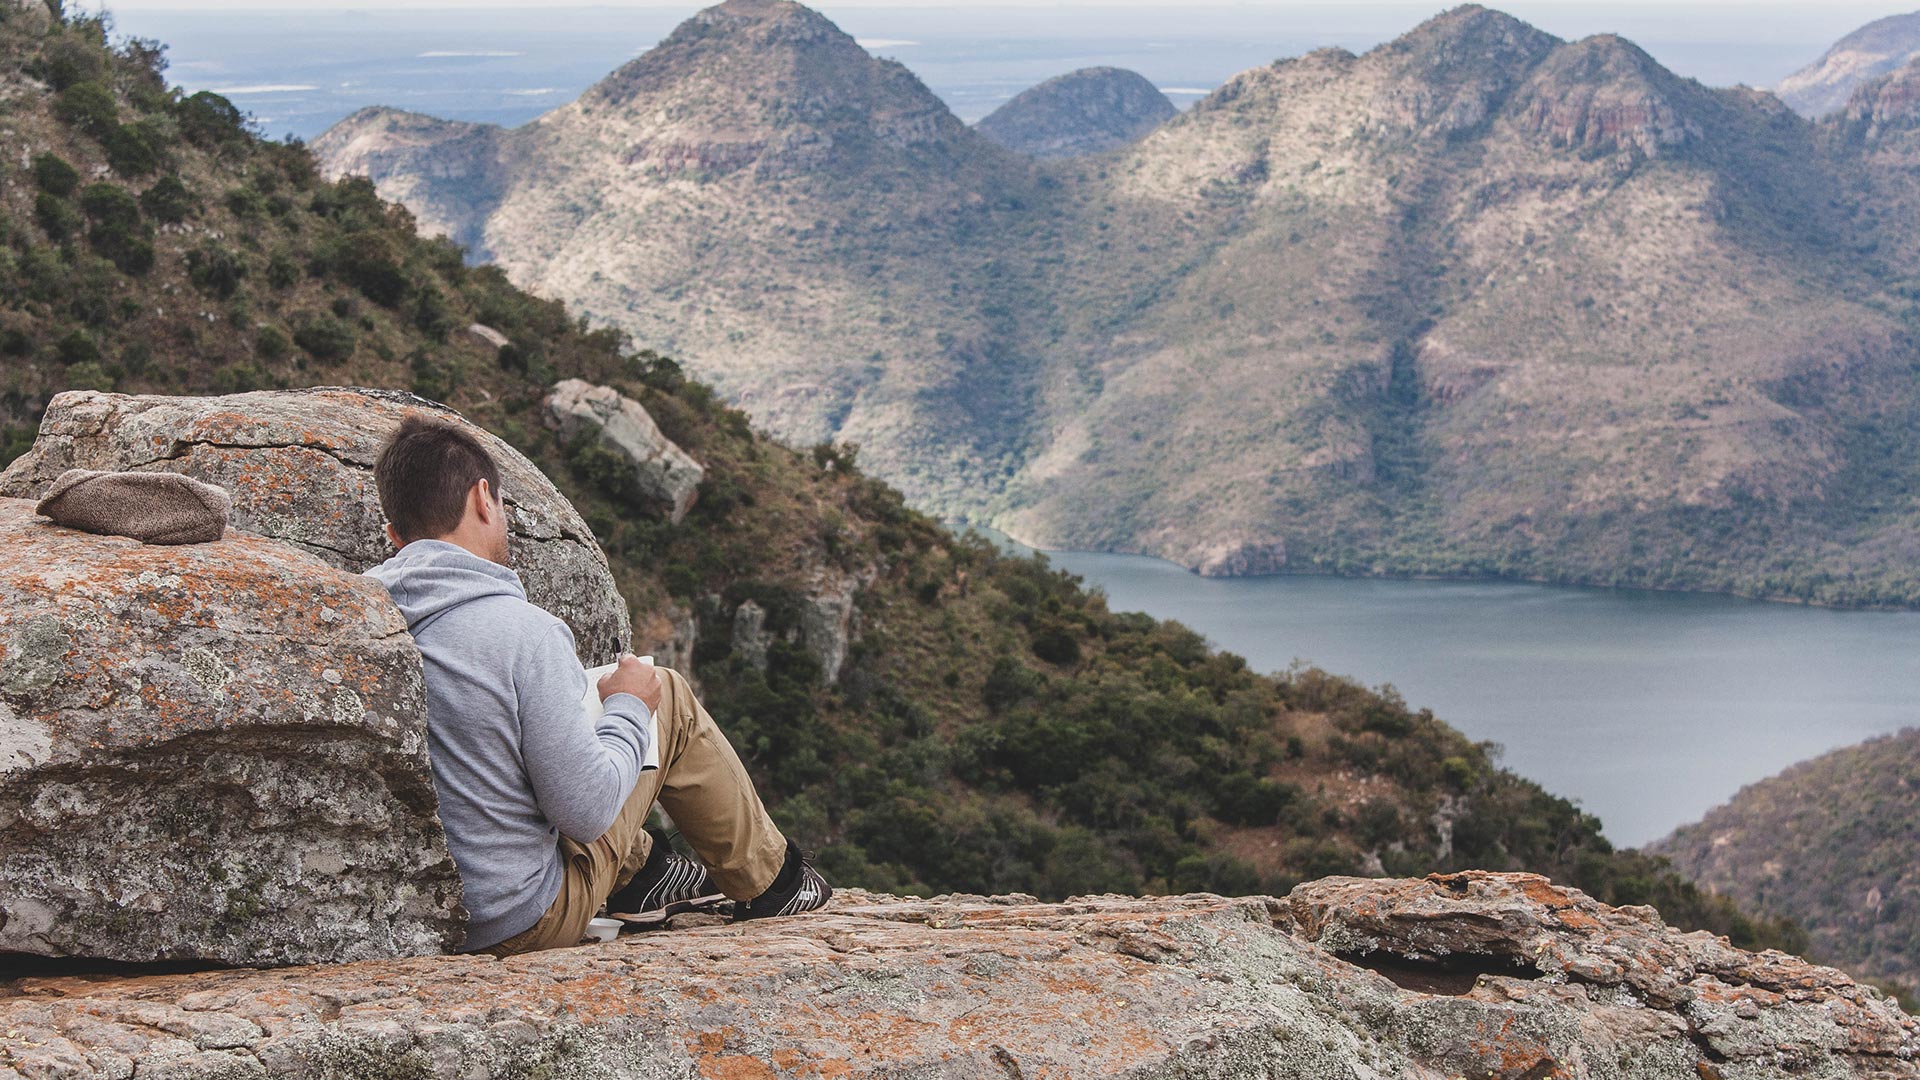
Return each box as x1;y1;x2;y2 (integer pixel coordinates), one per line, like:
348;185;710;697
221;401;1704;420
317;0;1920;606
1653;730;1920;989
1779;12;1920;119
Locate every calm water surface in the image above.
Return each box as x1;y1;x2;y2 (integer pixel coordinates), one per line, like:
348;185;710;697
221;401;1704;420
997;539;1920;848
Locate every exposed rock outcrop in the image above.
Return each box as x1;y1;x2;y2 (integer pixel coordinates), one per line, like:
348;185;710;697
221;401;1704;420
1512;35;1702;156
976;67;1176;159
730;599;770;672
1830;56;1920;146
0;388;631;664
544;380;704;525
1192;537;1289;577
0;499;464;967
3;873;1912;1078
797;572;859;685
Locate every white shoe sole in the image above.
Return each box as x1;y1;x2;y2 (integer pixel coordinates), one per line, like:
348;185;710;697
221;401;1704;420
606;892;728;925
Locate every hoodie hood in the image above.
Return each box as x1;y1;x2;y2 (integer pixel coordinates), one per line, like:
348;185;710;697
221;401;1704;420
364;540;527;636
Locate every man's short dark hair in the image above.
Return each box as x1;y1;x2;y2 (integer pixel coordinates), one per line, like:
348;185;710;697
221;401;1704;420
374;414;502;543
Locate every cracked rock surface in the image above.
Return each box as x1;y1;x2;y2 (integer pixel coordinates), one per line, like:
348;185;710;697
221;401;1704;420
0;499;464;967
0;388;630;664
3;875;1913;1079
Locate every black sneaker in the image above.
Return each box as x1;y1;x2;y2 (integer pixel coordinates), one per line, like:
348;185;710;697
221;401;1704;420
734;841;833;922
605;844;725;924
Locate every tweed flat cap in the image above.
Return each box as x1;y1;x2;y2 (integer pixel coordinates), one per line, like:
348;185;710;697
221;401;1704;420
35;469;232;545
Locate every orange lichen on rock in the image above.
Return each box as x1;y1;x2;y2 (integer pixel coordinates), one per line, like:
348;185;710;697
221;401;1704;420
3;886;1915;1079
0;497;462;968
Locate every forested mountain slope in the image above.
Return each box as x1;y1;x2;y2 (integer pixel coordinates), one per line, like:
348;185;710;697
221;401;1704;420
1653;730;1920;989
0;0;1803;955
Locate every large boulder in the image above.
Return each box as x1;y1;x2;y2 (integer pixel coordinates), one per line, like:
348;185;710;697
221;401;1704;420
0;388;631;664
0;499;464;966
545;379;703;525
2;875;1915;1078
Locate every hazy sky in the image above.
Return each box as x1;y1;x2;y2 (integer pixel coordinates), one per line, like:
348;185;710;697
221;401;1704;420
76;1;1920;57
75;0;1920;16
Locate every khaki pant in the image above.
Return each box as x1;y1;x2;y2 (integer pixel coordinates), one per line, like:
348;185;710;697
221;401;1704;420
484;667;787;955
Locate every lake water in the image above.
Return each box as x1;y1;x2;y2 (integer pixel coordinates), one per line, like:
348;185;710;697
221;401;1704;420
991;536;1920;848
103;3;1917;141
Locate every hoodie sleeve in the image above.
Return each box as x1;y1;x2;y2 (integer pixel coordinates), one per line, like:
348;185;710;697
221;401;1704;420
515;622;652;843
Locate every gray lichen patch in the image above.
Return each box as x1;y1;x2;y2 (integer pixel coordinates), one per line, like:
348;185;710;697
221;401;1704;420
183;646;235;697
3;613;70;697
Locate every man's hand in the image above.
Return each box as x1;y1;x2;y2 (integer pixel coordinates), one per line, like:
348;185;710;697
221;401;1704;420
598;654;663;713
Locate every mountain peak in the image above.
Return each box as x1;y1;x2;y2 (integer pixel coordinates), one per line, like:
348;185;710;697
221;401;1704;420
976;67;1176;159
557;0;976;179
1385;5;1560;68
1363;4;1560;137
583;0;862;111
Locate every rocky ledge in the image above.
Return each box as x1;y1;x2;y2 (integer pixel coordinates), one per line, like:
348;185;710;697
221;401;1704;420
3;872;1913;1079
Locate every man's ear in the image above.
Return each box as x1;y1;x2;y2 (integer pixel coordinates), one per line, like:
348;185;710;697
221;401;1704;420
384;523;404;551
472;479;498;525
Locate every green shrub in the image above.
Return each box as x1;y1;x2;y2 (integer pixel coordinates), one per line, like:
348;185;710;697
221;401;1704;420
223;187;267;218
79;183;140;229
104;122;165;177
32;154;79;196
331;231;410;306
34;192;81;241
292;313;355;362
265;250;300;288
1029;619;1082;665
79;184;154;274
1212;773;1300;826
411;283;457;340
61;360;112;390
177;91;246;149
981;657;1041;710
211;361;267;394
54;80;117;137
139;176;197;223
40;37;105;92
254;325;289;360
55;329;99;366
187;244;246;298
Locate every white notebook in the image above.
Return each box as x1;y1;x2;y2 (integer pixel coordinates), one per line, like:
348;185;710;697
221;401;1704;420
583;657;661;772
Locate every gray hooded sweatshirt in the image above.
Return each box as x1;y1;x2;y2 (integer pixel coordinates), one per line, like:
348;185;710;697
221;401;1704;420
365;540;652;950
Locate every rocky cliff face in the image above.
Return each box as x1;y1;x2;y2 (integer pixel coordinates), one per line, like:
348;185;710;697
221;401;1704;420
975;67;1176;159
0;498;463;966
0;389;632;665
3;873;1912;1078
315;1;1920;607
1779;12;1920;120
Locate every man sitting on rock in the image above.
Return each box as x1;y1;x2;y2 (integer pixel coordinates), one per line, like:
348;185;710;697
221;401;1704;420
364;415;831;954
